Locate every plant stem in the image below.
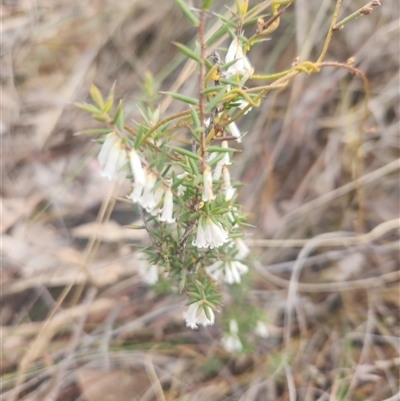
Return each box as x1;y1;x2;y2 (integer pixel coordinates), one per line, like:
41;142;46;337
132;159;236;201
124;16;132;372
332;1;381;30
317;0;342;63
198;9;206;170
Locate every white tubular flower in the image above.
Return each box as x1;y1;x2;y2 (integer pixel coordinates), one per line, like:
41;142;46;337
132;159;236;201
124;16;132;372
225;37;254;79
213;161;223;181
235;238;250;259
159;188;175;224
222;334;243;352
149;186;165;216
225;261;248;284
229;319;239;334
223;166;236;201
228;121;242;143
137;254;158;285
222;319;242;352
193;217;229;249
204;217;229;249
205;261;223;281
213;141;231;180
202;164;215;202
255;321;269;338
206;260;248;284
184;301;215;329
192;217;207;248
237;99;252;115
129;149;146;202
99;134;127;182
176;173;187;196
98;132;117;168
221;141;232;166
138;172;157;210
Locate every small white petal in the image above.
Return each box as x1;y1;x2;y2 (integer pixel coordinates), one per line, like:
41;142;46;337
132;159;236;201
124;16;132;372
225;37;241;65
213;161;223;180
116;149;128;183
205;261;223;281
137;254;159;285
208;219;229;248
235;238;250;259
139;172;157;209
196;305;215;327
222;334;242;352
223;166;236;201
159;188;175;224
202;165;215;202
183;303;199;329
225;262;241;284
129;183;145;203
255;321;269;338
128;150;147;199
229;319;239;334
149;186;164;215
243;55;254;77
183;301;215;329
129;149;145;185
221;141;232;165
228;121;242;143
100;139;126;181
192;218;208;248
194;218;229;249
225;38;253;79
237;99;252;115
98;132;117;168
204;220;215;248
235;261;248;275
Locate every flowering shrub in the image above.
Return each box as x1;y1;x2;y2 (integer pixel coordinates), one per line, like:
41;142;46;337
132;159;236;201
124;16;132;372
77;0;379;349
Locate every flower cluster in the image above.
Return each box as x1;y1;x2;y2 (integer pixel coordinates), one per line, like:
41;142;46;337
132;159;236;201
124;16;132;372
192;216;230;249
89;33;256;332
206;260;248;284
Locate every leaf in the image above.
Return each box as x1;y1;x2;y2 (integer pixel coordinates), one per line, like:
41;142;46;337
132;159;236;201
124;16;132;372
190;106;201;128
161;91;199;105
202;85;226;95
174;0;199;26
173;42;201;63
188;156;199;175
103;82;116;113
171;146;199;160
202;0;213;10
205;87;228;113
93;114;110;123
89;84;105;109
219;78;241;88
188;126;201;142
214;13;237;29
186;291;202;300
74;102;101;114
203;304;212;320
207;145;238;153
113;100;124;131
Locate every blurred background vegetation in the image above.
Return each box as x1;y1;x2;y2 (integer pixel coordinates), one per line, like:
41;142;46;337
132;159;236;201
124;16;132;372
1;0;399;400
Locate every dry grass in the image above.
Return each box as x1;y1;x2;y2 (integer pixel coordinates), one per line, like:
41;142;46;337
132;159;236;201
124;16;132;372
1;0;399;400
